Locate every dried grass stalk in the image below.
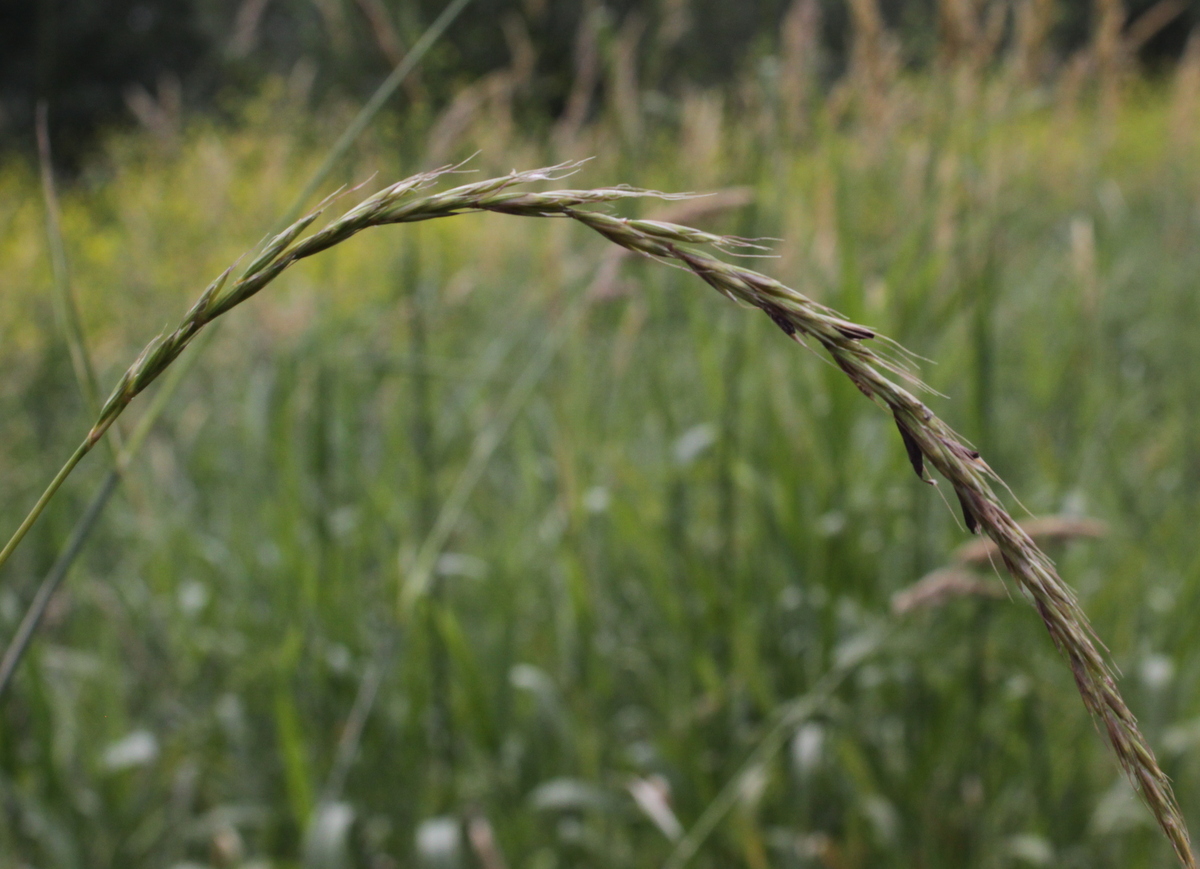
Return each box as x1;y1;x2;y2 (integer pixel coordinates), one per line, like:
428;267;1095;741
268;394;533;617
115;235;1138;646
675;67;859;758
954;515;1108;566
3;163;1193;866
891;567;1005;615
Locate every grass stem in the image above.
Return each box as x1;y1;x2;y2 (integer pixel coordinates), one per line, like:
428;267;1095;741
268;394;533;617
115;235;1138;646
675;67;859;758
0;439;91;577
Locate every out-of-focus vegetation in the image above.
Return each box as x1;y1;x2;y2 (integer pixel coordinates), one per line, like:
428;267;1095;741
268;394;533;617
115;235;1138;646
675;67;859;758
4;2;1200;868
3;0;1195;161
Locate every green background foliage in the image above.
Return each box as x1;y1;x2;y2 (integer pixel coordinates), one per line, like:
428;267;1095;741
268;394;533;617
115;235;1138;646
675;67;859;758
3;3;1200;867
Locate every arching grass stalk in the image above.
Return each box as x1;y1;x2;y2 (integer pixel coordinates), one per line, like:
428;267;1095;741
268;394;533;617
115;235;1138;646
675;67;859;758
0;162;1191;866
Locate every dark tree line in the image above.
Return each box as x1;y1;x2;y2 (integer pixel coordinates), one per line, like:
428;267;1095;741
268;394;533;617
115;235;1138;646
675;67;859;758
1;0;1194;161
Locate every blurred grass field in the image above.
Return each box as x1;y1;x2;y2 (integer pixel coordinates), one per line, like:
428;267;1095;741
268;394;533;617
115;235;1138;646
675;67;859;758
4;31;1200;869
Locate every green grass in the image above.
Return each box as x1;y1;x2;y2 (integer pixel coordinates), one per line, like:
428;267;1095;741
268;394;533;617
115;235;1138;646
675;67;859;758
3;76;1200;868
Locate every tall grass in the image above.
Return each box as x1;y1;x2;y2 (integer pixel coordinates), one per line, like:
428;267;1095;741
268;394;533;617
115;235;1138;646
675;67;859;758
4;23;1200;869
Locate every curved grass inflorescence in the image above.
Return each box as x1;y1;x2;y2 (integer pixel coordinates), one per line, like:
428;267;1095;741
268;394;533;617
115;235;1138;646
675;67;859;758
1;162;1193;867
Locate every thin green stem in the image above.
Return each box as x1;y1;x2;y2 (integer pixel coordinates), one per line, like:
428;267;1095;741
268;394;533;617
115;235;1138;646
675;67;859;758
37;103;125;463
0;340;208;698
661;629;889;869
282;0;474;231
0;471;118;695
0;439;92;576
36;105;104;416
399;282;590;618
